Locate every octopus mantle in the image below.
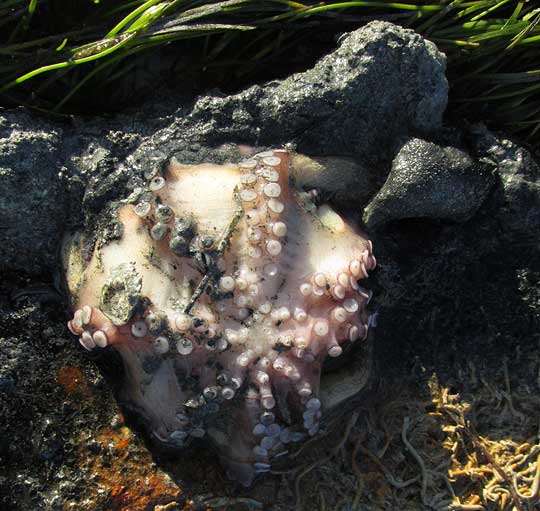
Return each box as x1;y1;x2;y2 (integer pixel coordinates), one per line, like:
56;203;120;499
63;148;375;485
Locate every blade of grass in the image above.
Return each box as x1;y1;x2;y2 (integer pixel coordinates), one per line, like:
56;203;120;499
106;0;164;37
469;0;514;23
0;33;135;93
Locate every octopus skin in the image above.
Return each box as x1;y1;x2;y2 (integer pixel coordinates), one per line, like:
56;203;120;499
63;148;376;485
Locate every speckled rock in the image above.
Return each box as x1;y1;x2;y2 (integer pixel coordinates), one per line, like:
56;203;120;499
0;22;447;275
0;108;146;275
0;281;185;511
492;145;540;236
363;138;494;229
470;127;540;237
185;21;448;157
0;112;67;274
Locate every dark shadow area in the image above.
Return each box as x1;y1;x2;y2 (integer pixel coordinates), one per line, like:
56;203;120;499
373;210;540;381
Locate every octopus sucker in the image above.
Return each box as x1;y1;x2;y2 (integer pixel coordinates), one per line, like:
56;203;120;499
63;147;375;486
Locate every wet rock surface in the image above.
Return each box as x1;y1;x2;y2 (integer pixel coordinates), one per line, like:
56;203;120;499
0;113;66;274
0;20;539;511
363;137;494;229
471;126;540;238
0;284;183;510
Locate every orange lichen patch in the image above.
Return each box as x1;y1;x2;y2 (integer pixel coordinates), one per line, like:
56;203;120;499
97;424;132;451
57;365;90;396
67;418;185;511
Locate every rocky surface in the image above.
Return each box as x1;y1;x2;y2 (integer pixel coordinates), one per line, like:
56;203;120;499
470;125;540;237
363;137;495;229
0;113;67;274
0;21;447;278
0;20;539;511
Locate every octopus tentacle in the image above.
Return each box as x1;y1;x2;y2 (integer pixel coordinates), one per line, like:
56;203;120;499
64;147;374;486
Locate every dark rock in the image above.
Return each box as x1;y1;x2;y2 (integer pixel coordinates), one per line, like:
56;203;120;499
0;108;146;275
0;111;67;274
363;138;494;229
0;375;15;394
470;127;540;238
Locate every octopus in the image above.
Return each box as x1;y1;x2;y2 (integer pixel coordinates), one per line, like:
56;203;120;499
62;147;376;486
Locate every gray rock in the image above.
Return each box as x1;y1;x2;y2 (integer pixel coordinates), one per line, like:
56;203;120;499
363;138;494;229
470;127;540;238
184;21;448;157
0;22;448;275
0;112;67;274
0;108;146;275
494;146;540;236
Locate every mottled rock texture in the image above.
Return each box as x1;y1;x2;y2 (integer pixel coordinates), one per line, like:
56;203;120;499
470;126;540;237
363;138;494;229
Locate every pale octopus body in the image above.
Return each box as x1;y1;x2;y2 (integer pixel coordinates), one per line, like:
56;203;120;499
63;148;375;485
